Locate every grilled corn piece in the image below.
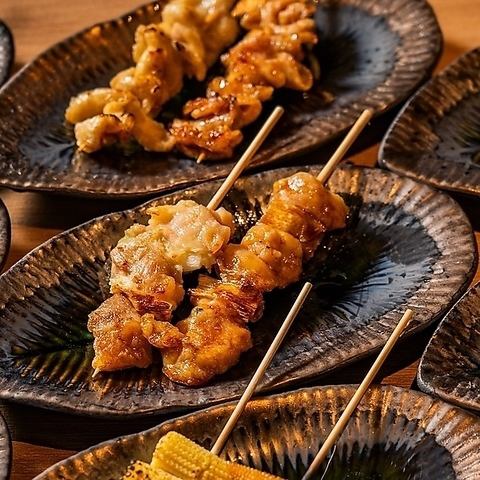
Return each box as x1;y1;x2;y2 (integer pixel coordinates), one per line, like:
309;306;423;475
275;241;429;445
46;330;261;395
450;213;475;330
123;461;181;480
151;432;282;479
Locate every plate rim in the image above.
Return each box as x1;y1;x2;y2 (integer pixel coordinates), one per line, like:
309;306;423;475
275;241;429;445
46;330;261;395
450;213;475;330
378;46;480;198
417;281;480;411
33;383;480;480
0;411;11;480
0;198;11;272
0;0;443;198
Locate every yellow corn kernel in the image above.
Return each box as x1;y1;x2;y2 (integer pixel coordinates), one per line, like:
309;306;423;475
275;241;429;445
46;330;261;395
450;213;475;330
228;462;282;479
122;460;182;480
151;431;218;479
151;432;284;480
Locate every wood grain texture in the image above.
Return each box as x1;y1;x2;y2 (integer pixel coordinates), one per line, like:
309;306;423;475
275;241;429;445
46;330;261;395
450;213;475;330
0;0;478;478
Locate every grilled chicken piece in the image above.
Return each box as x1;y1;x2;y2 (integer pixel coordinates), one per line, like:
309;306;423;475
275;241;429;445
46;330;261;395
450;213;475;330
110;223;185;321
65;88;123;124
233;0;316;34
147;200;235;272
88;293;152;371
261;172;348;258
72;91;175;153
145;276;261;385
66;0;239;154
112;24;183;116
160;0;239;81
171;0;317;159
219;223;303;291
110;200;234;321
150;172;347;386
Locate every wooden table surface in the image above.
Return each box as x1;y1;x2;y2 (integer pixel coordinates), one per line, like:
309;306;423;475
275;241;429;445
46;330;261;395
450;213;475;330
0;0;478;478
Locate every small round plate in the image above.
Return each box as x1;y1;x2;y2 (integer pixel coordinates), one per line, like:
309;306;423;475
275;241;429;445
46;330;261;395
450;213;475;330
0;166;475;417
0;412;11;480
380;47;480;198
0;0;441;198
35;385;480;479
418;282;480;411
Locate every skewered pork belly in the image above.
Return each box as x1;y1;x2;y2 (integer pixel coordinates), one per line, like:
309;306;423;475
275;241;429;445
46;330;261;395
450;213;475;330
66;0;239;152
171;0;317;159
147;172;348;385
88;200;235;371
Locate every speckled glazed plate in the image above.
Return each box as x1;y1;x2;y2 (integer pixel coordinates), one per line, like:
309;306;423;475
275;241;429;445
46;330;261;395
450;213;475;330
0;0;441;198
35;385;480;479
0;20;14;87
418;282;480;412
0;199;9;272
0;166;475;417
380;47;480;197
0;412;11;480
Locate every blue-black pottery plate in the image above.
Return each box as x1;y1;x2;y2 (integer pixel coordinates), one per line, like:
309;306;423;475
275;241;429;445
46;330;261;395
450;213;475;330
35;385;480;479
0;0;441;198
0;412;10;480
418;282;480;412
0;198;9;271
0;166;475;417
380;47;480;198
0;20;14;87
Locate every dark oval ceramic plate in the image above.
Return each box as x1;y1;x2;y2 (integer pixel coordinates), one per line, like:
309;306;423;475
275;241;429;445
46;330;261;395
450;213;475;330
0;412;11;480
35;385;480;479
380;47;480;198
0;198;10;272
0;166;475;417
0;20;14;87
418;282;480;412
0;0;441;198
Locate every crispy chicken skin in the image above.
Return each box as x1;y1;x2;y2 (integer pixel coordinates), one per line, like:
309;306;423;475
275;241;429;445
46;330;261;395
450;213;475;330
160;0;239;81
72;91;175;153
109;200;234;321
171;0;317;159
66;0;239;153
147;200;235;272
109;222;185;321
144;276;259;386
261;172;348;258
91;200;234;372
111;25;184;117
88;293;153;371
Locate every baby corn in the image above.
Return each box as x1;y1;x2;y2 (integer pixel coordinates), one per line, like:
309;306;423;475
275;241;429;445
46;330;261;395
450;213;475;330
151;432;282;480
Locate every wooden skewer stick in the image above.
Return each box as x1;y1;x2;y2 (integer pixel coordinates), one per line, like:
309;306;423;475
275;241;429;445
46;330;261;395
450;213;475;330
211;281;313;456
210;109;372;449
207;106;284;210
317;108;373;186
92;108;284;380
301;308;414;480
94;110;369;379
